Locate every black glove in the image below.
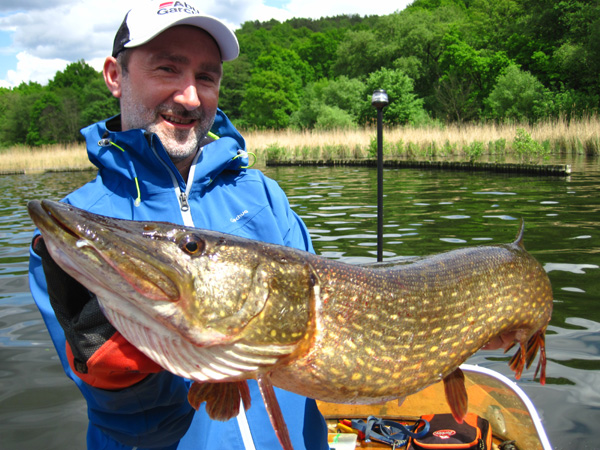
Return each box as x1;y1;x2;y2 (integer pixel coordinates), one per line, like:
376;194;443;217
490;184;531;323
32;235;162;389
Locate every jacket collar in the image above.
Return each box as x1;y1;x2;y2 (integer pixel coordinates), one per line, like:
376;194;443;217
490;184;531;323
80;109;250;198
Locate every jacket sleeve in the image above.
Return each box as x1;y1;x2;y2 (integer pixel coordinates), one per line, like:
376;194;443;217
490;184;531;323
283;207;315;253
29;244;194;449
261;174;315;254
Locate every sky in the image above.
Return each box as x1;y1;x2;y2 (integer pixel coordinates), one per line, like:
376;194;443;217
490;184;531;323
0;0;411;89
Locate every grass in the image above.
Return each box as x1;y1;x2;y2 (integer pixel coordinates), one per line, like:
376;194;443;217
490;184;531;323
1;116;598;173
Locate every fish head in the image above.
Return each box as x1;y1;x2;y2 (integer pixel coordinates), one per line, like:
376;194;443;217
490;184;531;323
28;200;317;354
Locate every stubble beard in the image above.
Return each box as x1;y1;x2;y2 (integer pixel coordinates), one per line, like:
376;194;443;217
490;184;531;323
120;81;215;162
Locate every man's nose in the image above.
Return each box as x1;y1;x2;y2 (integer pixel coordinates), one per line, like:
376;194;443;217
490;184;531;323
174;83;201;111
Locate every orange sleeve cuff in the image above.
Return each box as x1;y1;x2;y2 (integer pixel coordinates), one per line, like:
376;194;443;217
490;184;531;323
67;331;163;390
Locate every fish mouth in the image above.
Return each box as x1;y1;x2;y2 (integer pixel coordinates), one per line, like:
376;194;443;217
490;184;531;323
28;200;180;303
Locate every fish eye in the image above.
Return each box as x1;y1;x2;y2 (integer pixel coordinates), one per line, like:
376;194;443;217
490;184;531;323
179;235;205;256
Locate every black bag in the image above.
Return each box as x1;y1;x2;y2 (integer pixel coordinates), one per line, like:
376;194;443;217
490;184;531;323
407;413;492;449
350;415;430;448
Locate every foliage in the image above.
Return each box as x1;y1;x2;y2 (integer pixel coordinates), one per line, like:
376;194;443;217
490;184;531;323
485;64;547;122
513;127;550;162
1;2;599;146
0;61;118;146
290;76;364;129
359;68;427;126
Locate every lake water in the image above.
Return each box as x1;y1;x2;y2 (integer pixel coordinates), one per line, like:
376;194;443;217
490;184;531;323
1;158;598;449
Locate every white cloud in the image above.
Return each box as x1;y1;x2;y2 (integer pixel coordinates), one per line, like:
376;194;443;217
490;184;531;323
0;51;69;88
0;0;410;87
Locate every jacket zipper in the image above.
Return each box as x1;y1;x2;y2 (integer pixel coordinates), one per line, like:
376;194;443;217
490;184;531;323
179;192;190;212
149;141;196;226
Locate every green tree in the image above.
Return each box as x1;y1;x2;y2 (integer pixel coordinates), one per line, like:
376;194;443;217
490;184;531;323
436;30;512;121
80;78;120;129
26;91;64;145
332;30;381;78
0;82;43;145
290;76;365;129
241;70;299;129
485;64;547;122
374;5;467;107
220;55;253;121
359;68;426;125
292;31;339;79
49;60;98;91
254;46;314;88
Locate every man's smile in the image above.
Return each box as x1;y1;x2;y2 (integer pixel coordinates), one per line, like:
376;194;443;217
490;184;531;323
162;114;197;126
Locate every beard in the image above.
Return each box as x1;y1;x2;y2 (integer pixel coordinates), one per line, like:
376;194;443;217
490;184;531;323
119;81;215;162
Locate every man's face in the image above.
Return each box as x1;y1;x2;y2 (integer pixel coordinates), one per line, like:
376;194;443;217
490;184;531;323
116;26;222;162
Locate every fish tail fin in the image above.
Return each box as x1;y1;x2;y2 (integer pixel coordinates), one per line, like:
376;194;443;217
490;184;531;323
508;327;547;385
187;380;251;421
443;368;468;423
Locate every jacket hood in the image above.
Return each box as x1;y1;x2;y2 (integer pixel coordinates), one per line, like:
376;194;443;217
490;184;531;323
80;109;250;204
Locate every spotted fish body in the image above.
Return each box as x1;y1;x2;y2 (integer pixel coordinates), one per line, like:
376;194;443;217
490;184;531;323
271;241;552;403
28;200;553;450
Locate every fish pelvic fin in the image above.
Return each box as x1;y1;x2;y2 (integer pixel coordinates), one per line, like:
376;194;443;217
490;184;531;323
257;373;294;450
508;327;547;385
187;381;251;421
443;368;468;424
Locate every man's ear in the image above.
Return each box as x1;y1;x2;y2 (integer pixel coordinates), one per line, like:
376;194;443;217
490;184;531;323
103;56;122;99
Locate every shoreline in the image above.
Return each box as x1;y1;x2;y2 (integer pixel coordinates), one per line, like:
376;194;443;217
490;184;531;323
1;117;597;175
1;159;573;177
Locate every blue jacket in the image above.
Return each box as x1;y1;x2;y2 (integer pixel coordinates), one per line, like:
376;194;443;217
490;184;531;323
29;110;329;450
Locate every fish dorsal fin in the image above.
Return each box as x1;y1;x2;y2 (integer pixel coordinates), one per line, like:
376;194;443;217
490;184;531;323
443;368;468;423
514;218;526;248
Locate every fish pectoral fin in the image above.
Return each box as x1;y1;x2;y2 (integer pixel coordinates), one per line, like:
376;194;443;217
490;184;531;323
187;381;251;421
257;373;294;450
443;368;468;424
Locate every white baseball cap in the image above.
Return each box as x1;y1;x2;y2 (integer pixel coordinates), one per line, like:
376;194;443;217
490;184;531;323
112;1;239;61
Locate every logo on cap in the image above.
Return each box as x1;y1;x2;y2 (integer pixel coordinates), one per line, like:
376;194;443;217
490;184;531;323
157;1;200;15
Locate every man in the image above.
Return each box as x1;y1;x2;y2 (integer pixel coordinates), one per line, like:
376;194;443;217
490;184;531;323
28;2;329;449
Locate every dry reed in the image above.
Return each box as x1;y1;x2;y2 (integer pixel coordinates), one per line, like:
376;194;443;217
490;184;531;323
0;142;91;173
1;116;598;173
244;115;600;164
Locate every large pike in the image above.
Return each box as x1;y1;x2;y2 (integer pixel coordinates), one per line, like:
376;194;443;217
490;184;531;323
28;200;553;450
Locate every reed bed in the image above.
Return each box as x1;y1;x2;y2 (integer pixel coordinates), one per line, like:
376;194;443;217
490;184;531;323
244;115;600;165
0;142;91;173
1;116;598;173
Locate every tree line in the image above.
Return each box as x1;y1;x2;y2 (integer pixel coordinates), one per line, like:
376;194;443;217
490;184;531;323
1;0;598;147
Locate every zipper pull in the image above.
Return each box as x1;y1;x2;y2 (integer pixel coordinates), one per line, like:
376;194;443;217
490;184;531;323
179;192;190;212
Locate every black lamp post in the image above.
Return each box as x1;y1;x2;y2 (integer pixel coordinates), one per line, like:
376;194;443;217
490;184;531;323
371;89;389;262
